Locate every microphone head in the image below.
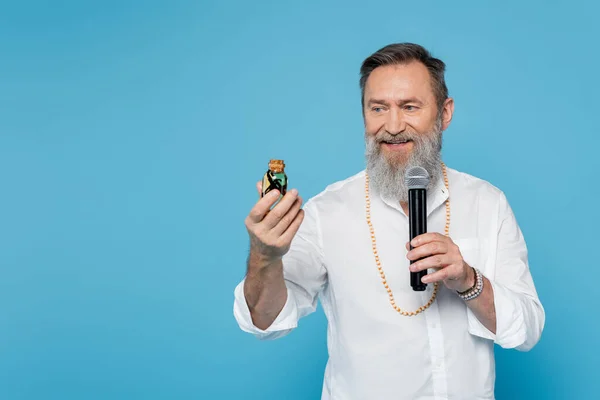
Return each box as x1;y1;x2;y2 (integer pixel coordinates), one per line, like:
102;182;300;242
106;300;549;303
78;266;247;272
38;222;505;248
405;166;430;189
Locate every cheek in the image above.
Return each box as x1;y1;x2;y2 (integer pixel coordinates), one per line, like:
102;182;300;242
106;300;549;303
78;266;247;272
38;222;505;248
407;113;436;132
364;115;382;136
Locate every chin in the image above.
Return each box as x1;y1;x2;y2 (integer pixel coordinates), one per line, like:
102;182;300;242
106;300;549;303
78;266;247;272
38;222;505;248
382;149;410;167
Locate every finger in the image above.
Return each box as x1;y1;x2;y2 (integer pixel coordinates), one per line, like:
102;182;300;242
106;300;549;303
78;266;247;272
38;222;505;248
409;254;452;273
272;196;303;235
410;232;447;247
421;268;453;284
262;189;299;228
247;189;281;224
279;208;305;245
256;181;262;197
407;241;448;262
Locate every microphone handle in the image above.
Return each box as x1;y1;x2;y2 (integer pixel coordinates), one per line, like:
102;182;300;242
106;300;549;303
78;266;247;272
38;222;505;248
409;188;428;291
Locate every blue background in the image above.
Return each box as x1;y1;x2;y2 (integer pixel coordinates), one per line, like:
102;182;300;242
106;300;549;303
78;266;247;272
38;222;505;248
0;1;597;399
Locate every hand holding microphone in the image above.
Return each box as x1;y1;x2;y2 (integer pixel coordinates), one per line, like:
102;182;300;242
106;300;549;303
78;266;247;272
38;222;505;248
404;166;474;293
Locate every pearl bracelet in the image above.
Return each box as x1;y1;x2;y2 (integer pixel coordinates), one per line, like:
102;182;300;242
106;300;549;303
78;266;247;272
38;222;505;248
456;267;484;301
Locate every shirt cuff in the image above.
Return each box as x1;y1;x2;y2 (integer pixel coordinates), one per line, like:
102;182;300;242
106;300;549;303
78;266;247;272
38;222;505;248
233;279;298;340
467;279;527;349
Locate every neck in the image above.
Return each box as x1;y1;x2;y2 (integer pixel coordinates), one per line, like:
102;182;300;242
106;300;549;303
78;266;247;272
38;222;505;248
400;201;409;215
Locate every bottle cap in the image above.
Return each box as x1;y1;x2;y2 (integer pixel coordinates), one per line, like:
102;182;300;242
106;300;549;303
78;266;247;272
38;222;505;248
269;159;285;173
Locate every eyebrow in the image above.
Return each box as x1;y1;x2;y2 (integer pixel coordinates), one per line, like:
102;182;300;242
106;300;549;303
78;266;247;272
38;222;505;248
367;98;425;106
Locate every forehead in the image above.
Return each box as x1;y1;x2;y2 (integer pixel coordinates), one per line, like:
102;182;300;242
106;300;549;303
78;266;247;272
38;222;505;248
364;62;435;101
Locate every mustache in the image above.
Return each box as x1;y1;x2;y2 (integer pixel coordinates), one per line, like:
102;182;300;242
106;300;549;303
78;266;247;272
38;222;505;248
372;131;423;143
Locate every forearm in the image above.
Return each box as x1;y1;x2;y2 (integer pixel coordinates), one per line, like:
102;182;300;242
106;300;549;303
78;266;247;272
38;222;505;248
463;271;496;334
243;251;288;330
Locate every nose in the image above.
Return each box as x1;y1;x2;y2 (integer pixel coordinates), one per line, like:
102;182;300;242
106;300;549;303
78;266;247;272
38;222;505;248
385;108;406;135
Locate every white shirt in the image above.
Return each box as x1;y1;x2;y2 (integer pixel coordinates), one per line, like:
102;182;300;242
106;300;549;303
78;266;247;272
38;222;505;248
233;166;545;400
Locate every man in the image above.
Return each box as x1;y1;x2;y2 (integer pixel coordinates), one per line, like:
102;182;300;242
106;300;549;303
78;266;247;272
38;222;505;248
233;43;545;399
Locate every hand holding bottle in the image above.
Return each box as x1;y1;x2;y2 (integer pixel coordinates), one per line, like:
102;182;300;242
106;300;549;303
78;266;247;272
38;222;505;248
245;182;304;266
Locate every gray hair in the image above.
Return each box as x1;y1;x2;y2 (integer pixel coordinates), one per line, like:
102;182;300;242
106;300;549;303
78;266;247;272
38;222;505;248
359;43;449;112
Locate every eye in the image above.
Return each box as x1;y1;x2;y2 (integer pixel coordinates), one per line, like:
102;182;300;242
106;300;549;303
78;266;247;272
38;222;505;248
404;105;419;111
372;106;385;113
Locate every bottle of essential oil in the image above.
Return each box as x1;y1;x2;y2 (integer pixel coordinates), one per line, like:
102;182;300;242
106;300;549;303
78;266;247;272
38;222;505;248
261;159;287;198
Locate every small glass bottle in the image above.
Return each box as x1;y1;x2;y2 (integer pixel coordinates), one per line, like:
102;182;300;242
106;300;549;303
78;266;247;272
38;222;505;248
261;159;287;198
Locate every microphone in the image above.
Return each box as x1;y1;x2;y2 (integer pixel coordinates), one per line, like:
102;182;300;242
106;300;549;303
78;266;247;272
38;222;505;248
405;166;430;292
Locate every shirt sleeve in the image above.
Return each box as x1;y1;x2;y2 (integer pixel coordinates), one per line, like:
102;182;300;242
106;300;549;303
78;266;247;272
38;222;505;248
233;199;328;340
467;191;545;351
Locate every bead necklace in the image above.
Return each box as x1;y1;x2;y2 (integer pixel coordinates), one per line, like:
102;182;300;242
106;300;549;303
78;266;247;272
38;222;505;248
364;163;450;316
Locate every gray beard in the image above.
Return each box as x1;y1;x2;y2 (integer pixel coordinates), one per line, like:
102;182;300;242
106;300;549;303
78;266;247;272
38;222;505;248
365;118;443;203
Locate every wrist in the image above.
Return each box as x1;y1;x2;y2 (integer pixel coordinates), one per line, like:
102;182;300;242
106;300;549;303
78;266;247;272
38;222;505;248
456;266;484;301
247;250;282;275
456;264;475;293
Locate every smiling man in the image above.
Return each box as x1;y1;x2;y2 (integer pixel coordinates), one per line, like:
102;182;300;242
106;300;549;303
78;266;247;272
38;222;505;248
234;43;545;399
